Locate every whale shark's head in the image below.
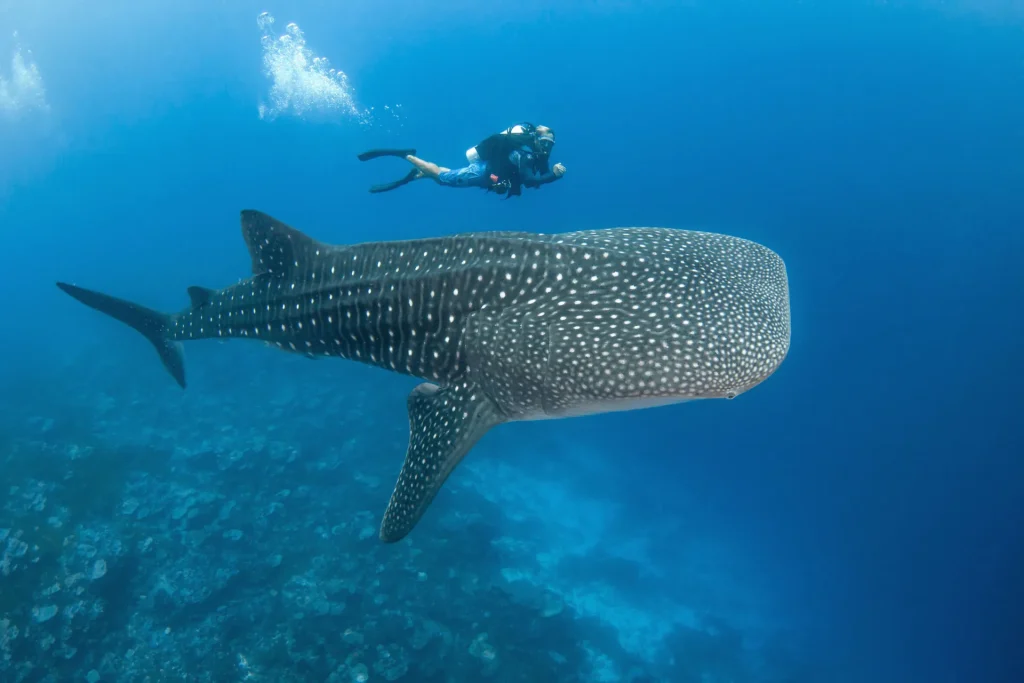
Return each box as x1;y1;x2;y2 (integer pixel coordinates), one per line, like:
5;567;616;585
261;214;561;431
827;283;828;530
462;226;792;421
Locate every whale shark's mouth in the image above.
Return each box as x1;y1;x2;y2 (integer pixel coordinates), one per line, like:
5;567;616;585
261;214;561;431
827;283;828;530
521;395;699;421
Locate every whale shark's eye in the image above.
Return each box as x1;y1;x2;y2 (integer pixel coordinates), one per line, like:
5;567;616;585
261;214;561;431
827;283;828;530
726;392;736;399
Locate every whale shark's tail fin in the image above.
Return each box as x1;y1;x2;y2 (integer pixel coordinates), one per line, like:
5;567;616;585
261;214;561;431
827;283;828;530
56;282;186;389
379;382;505;542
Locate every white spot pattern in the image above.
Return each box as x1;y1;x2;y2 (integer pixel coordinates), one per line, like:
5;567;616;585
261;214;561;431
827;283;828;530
379;381;500;542
165;212;790;541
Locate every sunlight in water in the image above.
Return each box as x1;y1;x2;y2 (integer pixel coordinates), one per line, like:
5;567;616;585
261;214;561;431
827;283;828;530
256;12;403;128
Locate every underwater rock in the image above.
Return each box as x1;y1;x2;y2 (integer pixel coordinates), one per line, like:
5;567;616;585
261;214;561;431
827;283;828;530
31;604;59;623
373;643;409;681
349;663;369;683
170;502;193;521
282;573;334;616
469;632;496;658
7;537;29;558
354;472;380;489
218;500;236;521
410;619;448;651
541;593;564;617
89;559;107;580
0;363;721;683
469;632;499;676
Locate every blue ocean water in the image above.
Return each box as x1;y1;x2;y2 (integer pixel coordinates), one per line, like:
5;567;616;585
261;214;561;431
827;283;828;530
1;0;1022;681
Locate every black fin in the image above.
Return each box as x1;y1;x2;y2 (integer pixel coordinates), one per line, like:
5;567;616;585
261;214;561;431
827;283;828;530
369;169;420;194
357;148;416;162
56;282;186;388
187;286;215;308
379;383;504;542
239;210;328;279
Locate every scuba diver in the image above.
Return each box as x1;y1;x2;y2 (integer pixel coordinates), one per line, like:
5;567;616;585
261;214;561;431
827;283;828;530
357;123;566;198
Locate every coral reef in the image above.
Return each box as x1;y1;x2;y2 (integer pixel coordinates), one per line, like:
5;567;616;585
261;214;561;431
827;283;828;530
0;348;808;682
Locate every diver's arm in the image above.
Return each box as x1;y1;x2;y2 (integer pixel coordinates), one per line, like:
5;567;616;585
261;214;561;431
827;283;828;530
511;150;562;188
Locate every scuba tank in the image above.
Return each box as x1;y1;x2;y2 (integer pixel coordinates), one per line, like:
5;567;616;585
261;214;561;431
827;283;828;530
466;123;536;163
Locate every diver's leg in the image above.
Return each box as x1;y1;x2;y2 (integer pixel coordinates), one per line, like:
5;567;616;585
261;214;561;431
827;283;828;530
360;151;438;194
405;155;450;181
428;161;492;189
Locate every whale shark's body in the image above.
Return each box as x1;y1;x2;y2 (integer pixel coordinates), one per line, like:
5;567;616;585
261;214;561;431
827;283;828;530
57;210;791;541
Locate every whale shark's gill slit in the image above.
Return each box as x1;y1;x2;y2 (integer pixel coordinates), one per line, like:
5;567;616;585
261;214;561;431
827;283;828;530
379;382;504;543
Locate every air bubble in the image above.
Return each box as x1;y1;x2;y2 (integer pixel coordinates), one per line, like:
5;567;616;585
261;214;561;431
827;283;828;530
255;12;403;129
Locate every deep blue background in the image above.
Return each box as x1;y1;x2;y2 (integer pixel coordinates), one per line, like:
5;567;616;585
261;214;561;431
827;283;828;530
2;1;1022;681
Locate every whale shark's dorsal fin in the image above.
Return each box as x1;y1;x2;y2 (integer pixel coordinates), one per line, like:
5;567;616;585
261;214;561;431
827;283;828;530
239;210;329;279
379;382;505;542
187;286;215;308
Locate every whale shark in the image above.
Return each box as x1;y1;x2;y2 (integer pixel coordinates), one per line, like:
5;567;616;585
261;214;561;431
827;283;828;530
57;210;791;542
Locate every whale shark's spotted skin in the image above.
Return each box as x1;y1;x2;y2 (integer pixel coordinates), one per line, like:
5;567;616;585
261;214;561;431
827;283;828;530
57;211;791;542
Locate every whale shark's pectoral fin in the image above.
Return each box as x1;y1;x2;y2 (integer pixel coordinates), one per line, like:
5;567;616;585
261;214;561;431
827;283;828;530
379;382;504;543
